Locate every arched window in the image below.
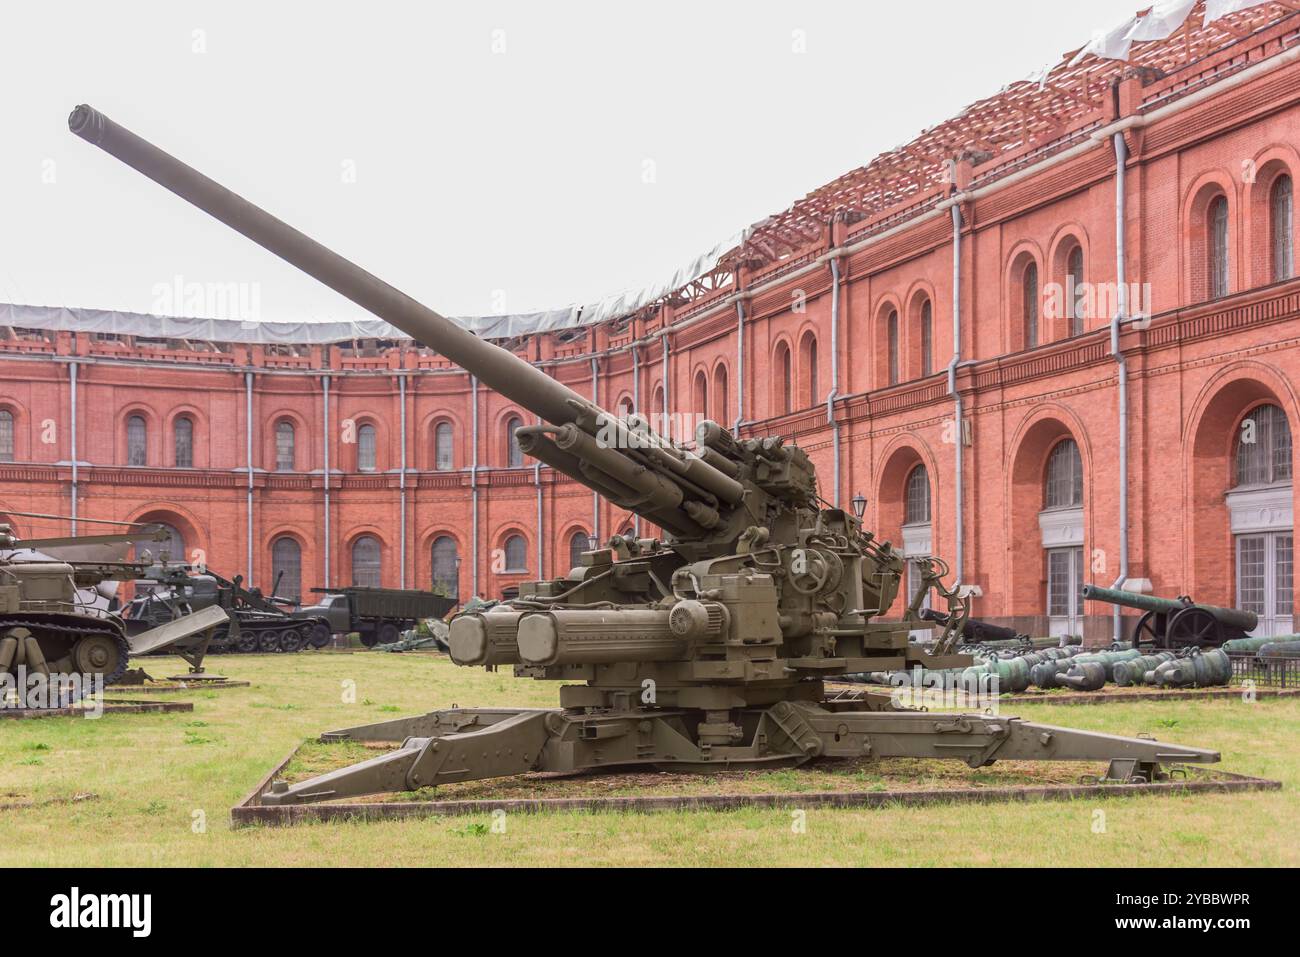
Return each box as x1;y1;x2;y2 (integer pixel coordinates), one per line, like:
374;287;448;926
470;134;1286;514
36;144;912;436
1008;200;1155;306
434;421;454;471
133;522;184;565
1235;404;1293;487
351;535;381;587
904;465;931;525
1209;195;1230;299
503;534;527;572
652;385;666;436
0;410;14;463
887;309;899;385
173;416;193;468
1044;439;1083;509
713;365;729;423
271;536;302;602
505;415;523;468
432;535;459;597
1023;262;1040;347
919;300;933;378
693;371;709;421
275;420;295;471
127;414;147;466
1273;175;1294;283
775;343;792;415
1066;245;1085;337
357;423;377;472
799;334;818;408
567;529;590;570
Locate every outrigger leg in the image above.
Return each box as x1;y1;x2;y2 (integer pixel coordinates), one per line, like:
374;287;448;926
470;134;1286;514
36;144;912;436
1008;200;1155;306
260;702;1221;806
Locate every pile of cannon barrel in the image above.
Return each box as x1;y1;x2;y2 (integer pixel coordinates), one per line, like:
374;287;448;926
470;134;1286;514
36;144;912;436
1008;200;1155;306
843;632;1300;694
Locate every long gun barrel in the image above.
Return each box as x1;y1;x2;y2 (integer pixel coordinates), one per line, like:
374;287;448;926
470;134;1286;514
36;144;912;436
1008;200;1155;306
68;105;740;540
1081;584;1258;633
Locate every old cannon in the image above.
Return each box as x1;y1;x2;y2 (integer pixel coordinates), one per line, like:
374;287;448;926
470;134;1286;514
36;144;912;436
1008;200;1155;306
70;103;1223;800
1081;584;1257;650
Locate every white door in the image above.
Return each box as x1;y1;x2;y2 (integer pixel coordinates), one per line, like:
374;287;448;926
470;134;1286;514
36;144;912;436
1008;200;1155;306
1237;532;1294;637
1047;546;1085;639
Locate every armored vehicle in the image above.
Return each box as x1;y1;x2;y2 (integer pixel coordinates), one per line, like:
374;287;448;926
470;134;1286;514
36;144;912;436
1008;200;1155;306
0;514;225;686
71;104;1222;802
122;566;331;653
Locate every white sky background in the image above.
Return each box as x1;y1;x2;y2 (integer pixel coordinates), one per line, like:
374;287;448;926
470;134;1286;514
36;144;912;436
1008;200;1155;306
1;0;1147;322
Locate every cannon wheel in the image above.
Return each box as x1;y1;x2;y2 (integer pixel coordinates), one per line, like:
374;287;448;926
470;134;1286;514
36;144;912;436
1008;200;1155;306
1132;611;1165;648
1167;607;1224;650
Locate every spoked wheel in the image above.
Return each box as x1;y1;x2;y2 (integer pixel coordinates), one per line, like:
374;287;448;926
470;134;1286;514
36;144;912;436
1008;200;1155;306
235;631;260;654
279;629;304;654
1167;607;1224;649
258;630;283;654
1133;611;1164;648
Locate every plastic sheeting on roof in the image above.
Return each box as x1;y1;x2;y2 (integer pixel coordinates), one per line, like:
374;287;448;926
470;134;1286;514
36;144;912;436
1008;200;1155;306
1205;0;1276;24
0;226;748;344
1070;0;1199;66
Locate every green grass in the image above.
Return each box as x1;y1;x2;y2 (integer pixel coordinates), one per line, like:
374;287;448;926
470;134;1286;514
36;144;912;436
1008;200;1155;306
0;652;1294;867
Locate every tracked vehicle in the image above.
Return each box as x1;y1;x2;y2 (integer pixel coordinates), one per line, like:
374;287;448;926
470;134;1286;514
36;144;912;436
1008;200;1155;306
71;104;1222;803
0;513;224;686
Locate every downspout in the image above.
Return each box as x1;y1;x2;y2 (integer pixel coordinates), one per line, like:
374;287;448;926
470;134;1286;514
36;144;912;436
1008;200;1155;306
69;361;78;536
322;374;331;586
471;374;480;597
590;356;600;543
535;433;544;578
245;370;254;581
733;300;745;434
398;372;407;589
631;344;641;537
825;256;842;507
660;333;671;439
948;201;964;585
1109;132;1131;641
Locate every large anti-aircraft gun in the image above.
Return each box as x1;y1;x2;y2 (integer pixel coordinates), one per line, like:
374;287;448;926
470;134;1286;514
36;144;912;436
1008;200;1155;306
71;104;1221;800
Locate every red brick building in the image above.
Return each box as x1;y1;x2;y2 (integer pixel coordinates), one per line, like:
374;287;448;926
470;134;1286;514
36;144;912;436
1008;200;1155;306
2;2;1298;641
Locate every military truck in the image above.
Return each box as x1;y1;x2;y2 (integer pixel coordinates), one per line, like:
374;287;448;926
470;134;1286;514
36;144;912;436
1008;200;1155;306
295;587;457;648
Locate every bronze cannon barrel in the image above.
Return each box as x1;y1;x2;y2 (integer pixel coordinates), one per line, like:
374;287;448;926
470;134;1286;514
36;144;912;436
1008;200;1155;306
1081;584;1258;633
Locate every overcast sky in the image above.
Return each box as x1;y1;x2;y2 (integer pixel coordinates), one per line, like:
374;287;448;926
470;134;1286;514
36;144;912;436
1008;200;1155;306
1;0;1147;322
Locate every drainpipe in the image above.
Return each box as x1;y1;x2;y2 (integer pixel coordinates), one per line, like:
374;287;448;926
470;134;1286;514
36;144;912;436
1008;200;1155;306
590;356;600;543
245;371;254;582
398;372;407;589
733;300;745;434
322;374;331;587
660;333;671;439
1109;132;1132;641
825;257;842;507
535;437;544;578
631;344;641;537
947;202;964;585
69;361;78;536
471;374;479;597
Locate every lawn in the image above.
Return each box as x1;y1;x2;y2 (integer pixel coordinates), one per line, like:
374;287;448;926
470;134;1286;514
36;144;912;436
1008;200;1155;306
0;651;1295;867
